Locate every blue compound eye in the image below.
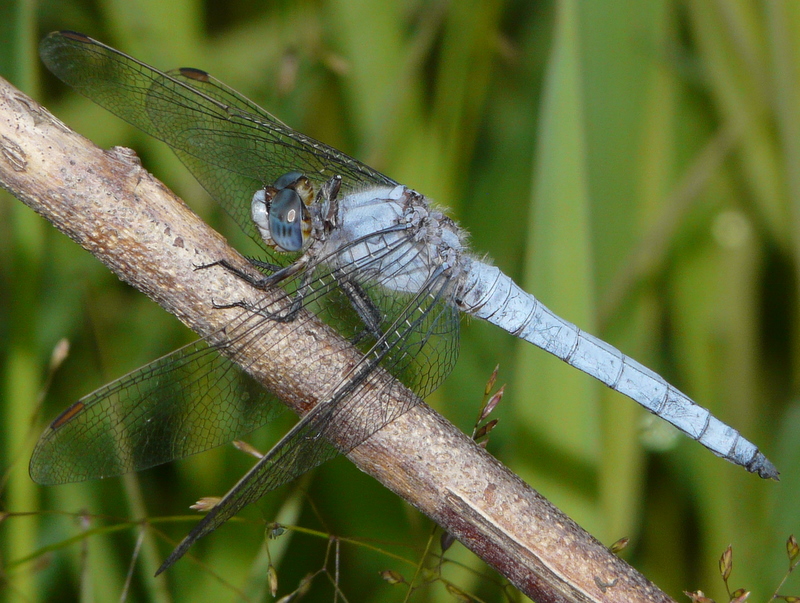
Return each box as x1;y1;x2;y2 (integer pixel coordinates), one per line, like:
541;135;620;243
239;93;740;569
269;187;305;252
273;171;303;190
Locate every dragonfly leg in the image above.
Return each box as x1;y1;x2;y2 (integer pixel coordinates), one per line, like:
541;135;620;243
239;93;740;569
209;257;316;323
318;175;342;233
194;258;264;285
244;256;282;274
338;278;387;349
195;256;307;288
211;297;305;323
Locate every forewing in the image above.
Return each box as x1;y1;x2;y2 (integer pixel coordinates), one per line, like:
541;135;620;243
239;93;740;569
165;66;395;188
30;338;286;485
39;31;396;248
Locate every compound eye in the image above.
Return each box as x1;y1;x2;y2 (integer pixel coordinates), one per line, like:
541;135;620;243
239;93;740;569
269;188;305;252
273;171;304;190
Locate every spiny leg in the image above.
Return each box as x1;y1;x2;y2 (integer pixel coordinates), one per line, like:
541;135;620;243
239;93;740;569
338;277;388;350
206;257;316;323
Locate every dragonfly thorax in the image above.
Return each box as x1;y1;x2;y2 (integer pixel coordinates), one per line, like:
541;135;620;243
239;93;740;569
251;172;314;252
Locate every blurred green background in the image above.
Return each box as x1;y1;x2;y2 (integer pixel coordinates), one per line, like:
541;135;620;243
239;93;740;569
1;0;799;601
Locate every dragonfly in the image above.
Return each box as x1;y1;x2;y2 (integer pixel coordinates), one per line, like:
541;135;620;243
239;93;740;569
32;31;778;574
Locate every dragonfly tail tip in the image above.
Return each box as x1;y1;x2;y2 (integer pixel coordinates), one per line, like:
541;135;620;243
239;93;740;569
751;454;779;481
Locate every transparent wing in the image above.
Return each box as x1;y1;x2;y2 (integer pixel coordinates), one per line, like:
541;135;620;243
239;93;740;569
30;338;286;485
39;31;396;249
158;265;459;574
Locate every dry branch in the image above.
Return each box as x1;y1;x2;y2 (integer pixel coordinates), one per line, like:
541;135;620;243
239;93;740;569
0;75;675;603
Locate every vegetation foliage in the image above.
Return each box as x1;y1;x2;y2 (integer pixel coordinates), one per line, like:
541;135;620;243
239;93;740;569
1;0;798;600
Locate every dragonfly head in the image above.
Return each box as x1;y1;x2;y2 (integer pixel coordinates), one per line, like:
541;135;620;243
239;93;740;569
251;172;314;252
